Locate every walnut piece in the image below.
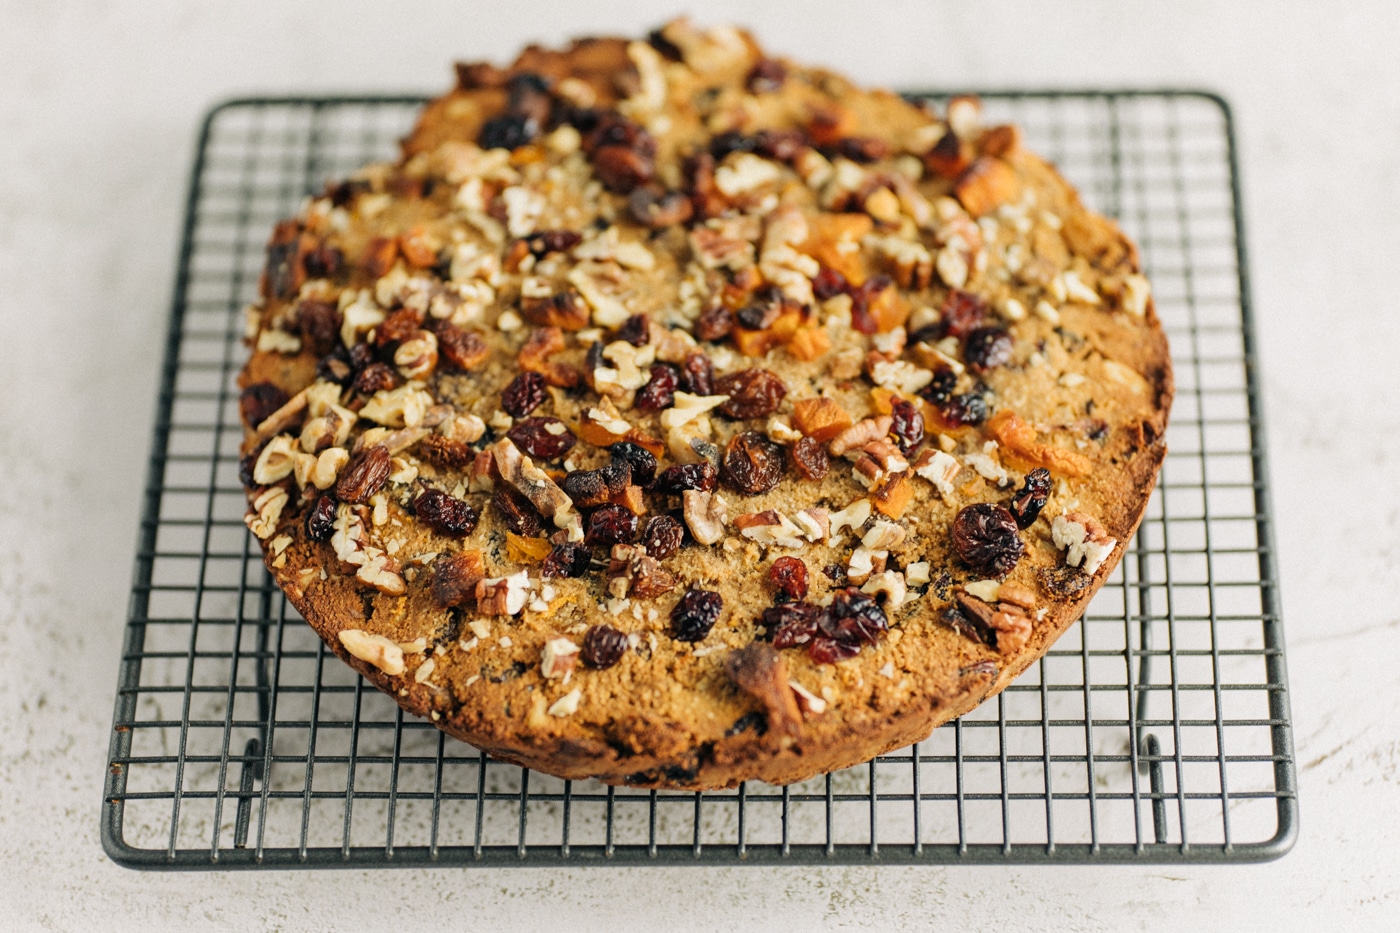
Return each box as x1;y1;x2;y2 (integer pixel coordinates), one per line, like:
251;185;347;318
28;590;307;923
540;637;580;679
682;489;728;545
724;643;801;739
338;630;406;676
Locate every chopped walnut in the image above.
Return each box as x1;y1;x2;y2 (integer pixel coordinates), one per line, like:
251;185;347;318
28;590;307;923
828;498;872;539
338;630;406;676
682;489;728;545
548;688;583;717
724;643;801;739
734;510;805;549
829;415;893;457
476;571;531;616
607;543;678;598
912;448;961;499
788;680;827;716
659;391;730;431
394;330;438;379
861;570;909;608
359;384;435;429
491;438;576;530
954;590;1032;655
540;637;580;680
1051;512;1117;576
861;520;907;551
244;486;288;540
251;387;310;442
253;435;299;485
793;507;829;542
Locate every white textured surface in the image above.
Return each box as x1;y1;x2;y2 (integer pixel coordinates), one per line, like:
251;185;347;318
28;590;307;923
1;1;1396;929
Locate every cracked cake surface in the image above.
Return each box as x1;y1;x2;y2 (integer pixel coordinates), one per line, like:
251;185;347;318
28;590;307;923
237;19;1172;789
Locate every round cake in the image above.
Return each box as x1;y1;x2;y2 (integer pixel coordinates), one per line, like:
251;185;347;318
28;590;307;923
238;20;1171;789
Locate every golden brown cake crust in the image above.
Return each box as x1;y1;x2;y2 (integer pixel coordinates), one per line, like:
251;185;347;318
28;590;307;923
237;20;1171;789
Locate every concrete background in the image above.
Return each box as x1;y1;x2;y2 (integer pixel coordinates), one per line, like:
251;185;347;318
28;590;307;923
1;1;1396;929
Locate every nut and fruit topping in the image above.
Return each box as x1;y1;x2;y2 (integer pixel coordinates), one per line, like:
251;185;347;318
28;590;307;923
1008;467;1052;529
951;503;1025;577
581;624;629;669
671;587;724;642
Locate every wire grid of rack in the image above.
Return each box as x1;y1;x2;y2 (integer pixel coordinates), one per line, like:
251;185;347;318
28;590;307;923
102;90;1294;869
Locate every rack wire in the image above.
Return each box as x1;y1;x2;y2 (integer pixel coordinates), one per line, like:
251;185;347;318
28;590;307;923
102;90;1295;868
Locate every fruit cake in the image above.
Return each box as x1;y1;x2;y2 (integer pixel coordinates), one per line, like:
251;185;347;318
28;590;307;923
237;19;1171;789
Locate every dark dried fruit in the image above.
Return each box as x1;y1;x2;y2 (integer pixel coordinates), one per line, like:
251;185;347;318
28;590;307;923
721;432;784;495
562;466;613;509
951;503;1025;576
745;58;788;93
238;448;261;488
832;136;890;163
641;514;684;560
848;275;895;335
812;266;850;301
296;299;341;356
715;369;787;420
805;588;889;664
889;398;925;453
305;494;336;542
493;485;543;536
671;588;723;643
942;392;989;427
1008;467;1052;529
808;636;861;665
435;323;490;371
585;504;638;548
615;314;651;347
581;624;629;669
768;556;809;601
479;113;535;151
592;145;654;193
315;345;356;386
610;442;657;486
353;361;400;396
239;382;288;428
940;289;987;339
790;436;830;481
679;351;715;395
694;304;735;342
522;229;583;257
335;446;391;503
521;290;591;330
763;603;824;648
417;435;475;469
654;462;718;494
501;371;547;417
542;542;592;579
374;307;423;348
413;487;479;537
634;364;679;412
507;417;577;460
735;288;784;330
432;551;484;608
628;187;694;228
963;326;1014;373
301;245;344;281
919;367;958;405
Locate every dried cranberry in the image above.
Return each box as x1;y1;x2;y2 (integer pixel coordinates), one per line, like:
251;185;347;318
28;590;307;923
507;417;577;460
501;371;547;417
940;290;987;339
542;542;592;579
746;58;788;93
585;504;638;547
671;588;723;642
679;352;715;395
413;487;479;537
353;361;400;396
721;432;784;495
812;266;850;301
919;368;958;406
1008;468;1052;530
653;462;717;494
790;436;830;481
335;446;391;503
610;442;657;486
305;494;336;542
522;230;583;257
592;145;654;193
941;392;988;427
694;305;735;342
823;588;889;646
768;556;809;601
493;485;543;536
239;382;288;428
963;326;1014;373
763;603;824;648
417;435;475;469
952;503;1025;576
641;514;684;560
889;398;926;453
479;113;536;150
634;364;679;412
715;369;787;420
436;324;490;371
296;299;341;357
579;625;627;670
615;314;651;347
808;637;862;665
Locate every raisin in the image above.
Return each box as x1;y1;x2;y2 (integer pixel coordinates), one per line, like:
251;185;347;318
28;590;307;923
582;112;652;154
305;494;336;542
523;230;583;257
823;563;848;586
653;462;717;494
1008;467;1052;529
762;603;823;648
302;245;344;281
823;588;889;646
586;504;638;548
919;367;958;406
679;351;715;396
790;436;830;481
615;314;651;347
745;58;788;93
507;417;577;460
562;469;609;508
296;299;341;356
715;369;787;420
709;131;755;159
952;503;1025;576
432;552;484;608
335;446;391;503
592;145;654;193
963;326;1014;373
353;361;400;396
435;324;490;371
768;556;809;601
316;345;356;386
417;435;475;469
889;398;925;453
754;129;806;162
239;382;288;428
634;364;679;412
812;266;849;301
610;442;657;486
808;637;861;665
493;485;543;536
501;371;547;417
694;305;735;342
735;288;783;331
721;432;784;495
581;624;629;669
942;392;988;427
627;186;694;228
479;113;536;150
542;542;592;579
671;588;723;642
833;137;891;163
238;448;261;488
641;514;684;560
413;487;479;537
940;290;987;339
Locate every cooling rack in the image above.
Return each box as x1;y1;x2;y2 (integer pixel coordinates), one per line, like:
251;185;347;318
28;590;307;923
102;90;1295;868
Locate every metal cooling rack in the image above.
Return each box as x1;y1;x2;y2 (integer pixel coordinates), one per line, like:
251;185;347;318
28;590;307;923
102;90;1295;869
